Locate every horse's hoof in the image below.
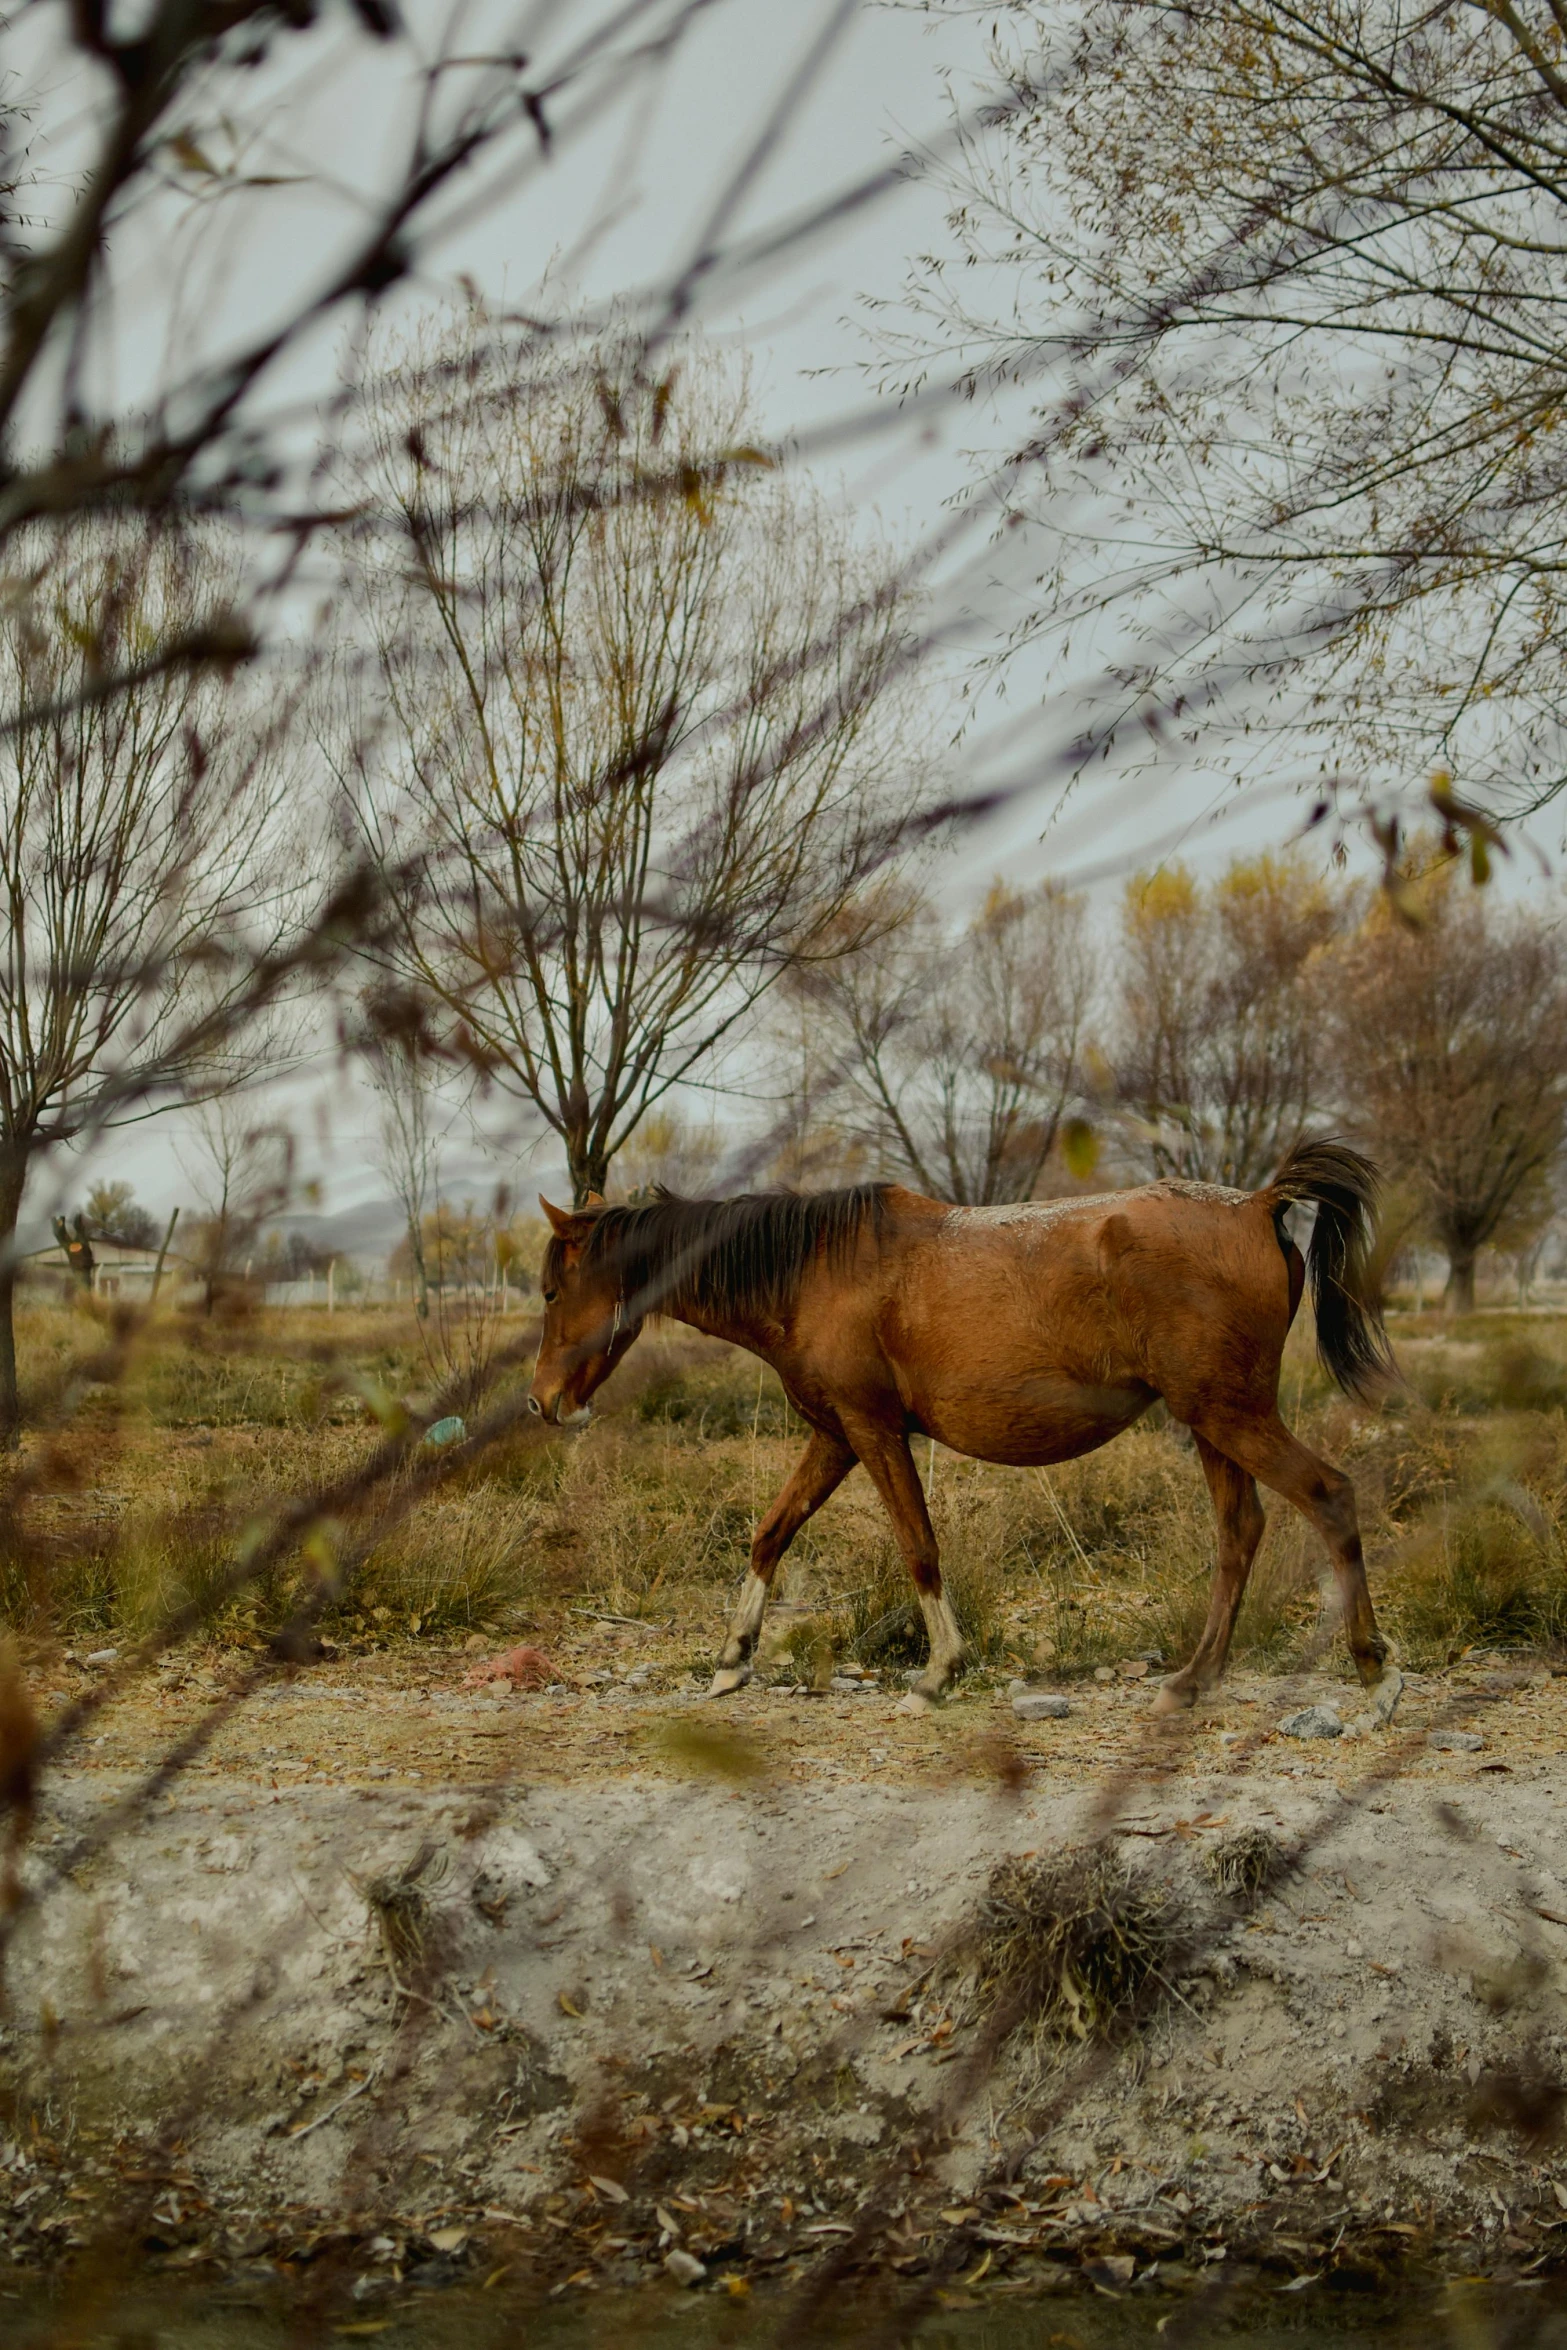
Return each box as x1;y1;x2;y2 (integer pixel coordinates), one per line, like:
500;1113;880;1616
896;1690;934;1717
1370;1665;1404;1724
1151;1680;1195;1718
707;1665;751;1698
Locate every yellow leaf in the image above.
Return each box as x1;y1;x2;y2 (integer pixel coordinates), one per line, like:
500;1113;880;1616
1061;1118;1099;1180
169;132;219;176
558;1990;584;2017
300;1522;340;1586
352;1374;410;1438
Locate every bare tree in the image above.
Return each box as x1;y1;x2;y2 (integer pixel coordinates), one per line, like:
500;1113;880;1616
888;0;1567;821
338;317;915;1205
1328;868;1567;1312
807;876;1094;1204
0;525;298;1429
1116;854;1342;1186
760;985;873;1191
182;1095;291;1313
0;5;743;560
365;1034;441;1321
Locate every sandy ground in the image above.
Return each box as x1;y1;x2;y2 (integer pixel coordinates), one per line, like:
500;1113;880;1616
3;1644;1567;2312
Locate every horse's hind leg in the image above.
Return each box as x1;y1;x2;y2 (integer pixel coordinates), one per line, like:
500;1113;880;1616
1197;1409;1401;1716
1154;1437;1265;1716
709;1427;854;1697
843;1422;964;1707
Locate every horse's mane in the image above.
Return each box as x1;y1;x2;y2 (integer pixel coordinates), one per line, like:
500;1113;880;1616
546;1183;892;1323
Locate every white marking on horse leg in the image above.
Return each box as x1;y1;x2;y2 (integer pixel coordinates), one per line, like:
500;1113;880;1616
1348;1662;1405;1735
719;1570;768;1662
709;1570;769;1695
707;1664;752;1698
912;1586;965;1699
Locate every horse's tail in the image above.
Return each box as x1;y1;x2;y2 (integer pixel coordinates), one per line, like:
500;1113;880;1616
1261;1137;1394;1401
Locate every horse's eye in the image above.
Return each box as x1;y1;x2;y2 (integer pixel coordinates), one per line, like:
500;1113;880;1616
542;1289;558;1306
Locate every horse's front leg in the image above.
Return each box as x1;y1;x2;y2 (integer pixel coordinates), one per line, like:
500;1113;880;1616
844;1422;964;1709
709;1426;855;1698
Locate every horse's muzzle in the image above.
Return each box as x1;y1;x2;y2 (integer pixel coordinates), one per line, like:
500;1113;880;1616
528;1393;592;1429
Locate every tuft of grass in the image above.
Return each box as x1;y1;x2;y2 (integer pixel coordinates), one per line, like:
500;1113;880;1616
363;1840;444;1978
770;1613;836;1687
347;1489;542;1636
1204;1826;1286;1903
947;1848;1174;2057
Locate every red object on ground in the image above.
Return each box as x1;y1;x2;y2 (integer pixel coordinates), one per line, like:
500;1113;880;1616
461;1645;556;1691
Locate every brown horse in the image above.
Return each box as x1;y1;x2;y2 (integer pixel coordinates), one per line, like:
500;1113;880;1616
529;1139;1402;1719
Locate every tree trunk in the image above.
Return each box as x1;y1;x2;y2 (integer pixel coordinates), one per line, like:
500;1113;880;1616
1445;1247;1477;1315
0;1141;30;1448
569;1144;611;1207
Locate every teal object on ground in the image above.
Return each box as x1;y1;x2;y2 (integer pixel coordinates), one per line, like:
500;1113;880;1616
424;1415;467;1447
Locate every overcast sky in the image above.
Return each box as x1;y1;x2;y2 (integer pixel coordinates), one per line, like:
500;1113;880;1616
34;0;1558;1245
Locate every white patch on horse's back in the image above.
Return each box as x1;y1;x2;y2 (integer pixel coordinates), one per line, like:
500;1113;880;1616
940;1180;1250;1236
940;1194;1117;1233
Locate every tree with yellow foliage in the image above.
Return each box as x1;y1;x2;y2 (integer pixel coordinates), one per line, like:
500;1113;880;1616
1118;854;1340;1187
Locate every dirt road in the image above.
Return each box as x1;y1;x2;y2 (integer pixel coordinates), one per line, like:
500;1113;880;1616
3;1645;1566;2310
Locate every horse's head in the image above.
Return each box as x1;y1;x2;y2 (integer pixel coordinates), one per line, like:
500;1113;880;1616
527;1195;642;1428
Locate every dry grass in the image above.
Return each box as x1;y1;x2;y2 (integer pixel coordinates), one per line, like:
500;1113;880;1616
4;1297;1567;1683
1204;1826;1286;1903
362;1840;446;1979
946;1848;1175;2056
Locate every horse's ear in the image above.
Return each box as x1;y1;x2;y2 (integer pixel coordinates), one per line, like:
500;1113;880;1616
583;1189;605;1207
539;1196;574;1237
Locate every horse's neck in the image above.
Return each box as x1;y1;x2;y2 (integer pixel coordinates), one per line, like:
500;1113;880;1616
665;1296;775;1361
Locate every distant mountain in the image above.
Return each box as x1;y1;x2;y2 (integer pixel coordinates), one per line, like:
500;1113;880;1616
266;1198;409;1264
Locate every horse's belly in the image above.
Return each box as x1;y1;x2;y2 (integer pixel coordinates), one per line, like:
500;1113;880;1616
918;1377;1154;1467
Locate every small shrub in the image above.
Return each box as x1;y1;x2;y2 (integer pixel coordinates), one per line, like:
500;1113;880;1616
1395;1332;1567;1417
1488;1342;1567;1414
628;1353;795;1439
1381;1501;1567;1664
